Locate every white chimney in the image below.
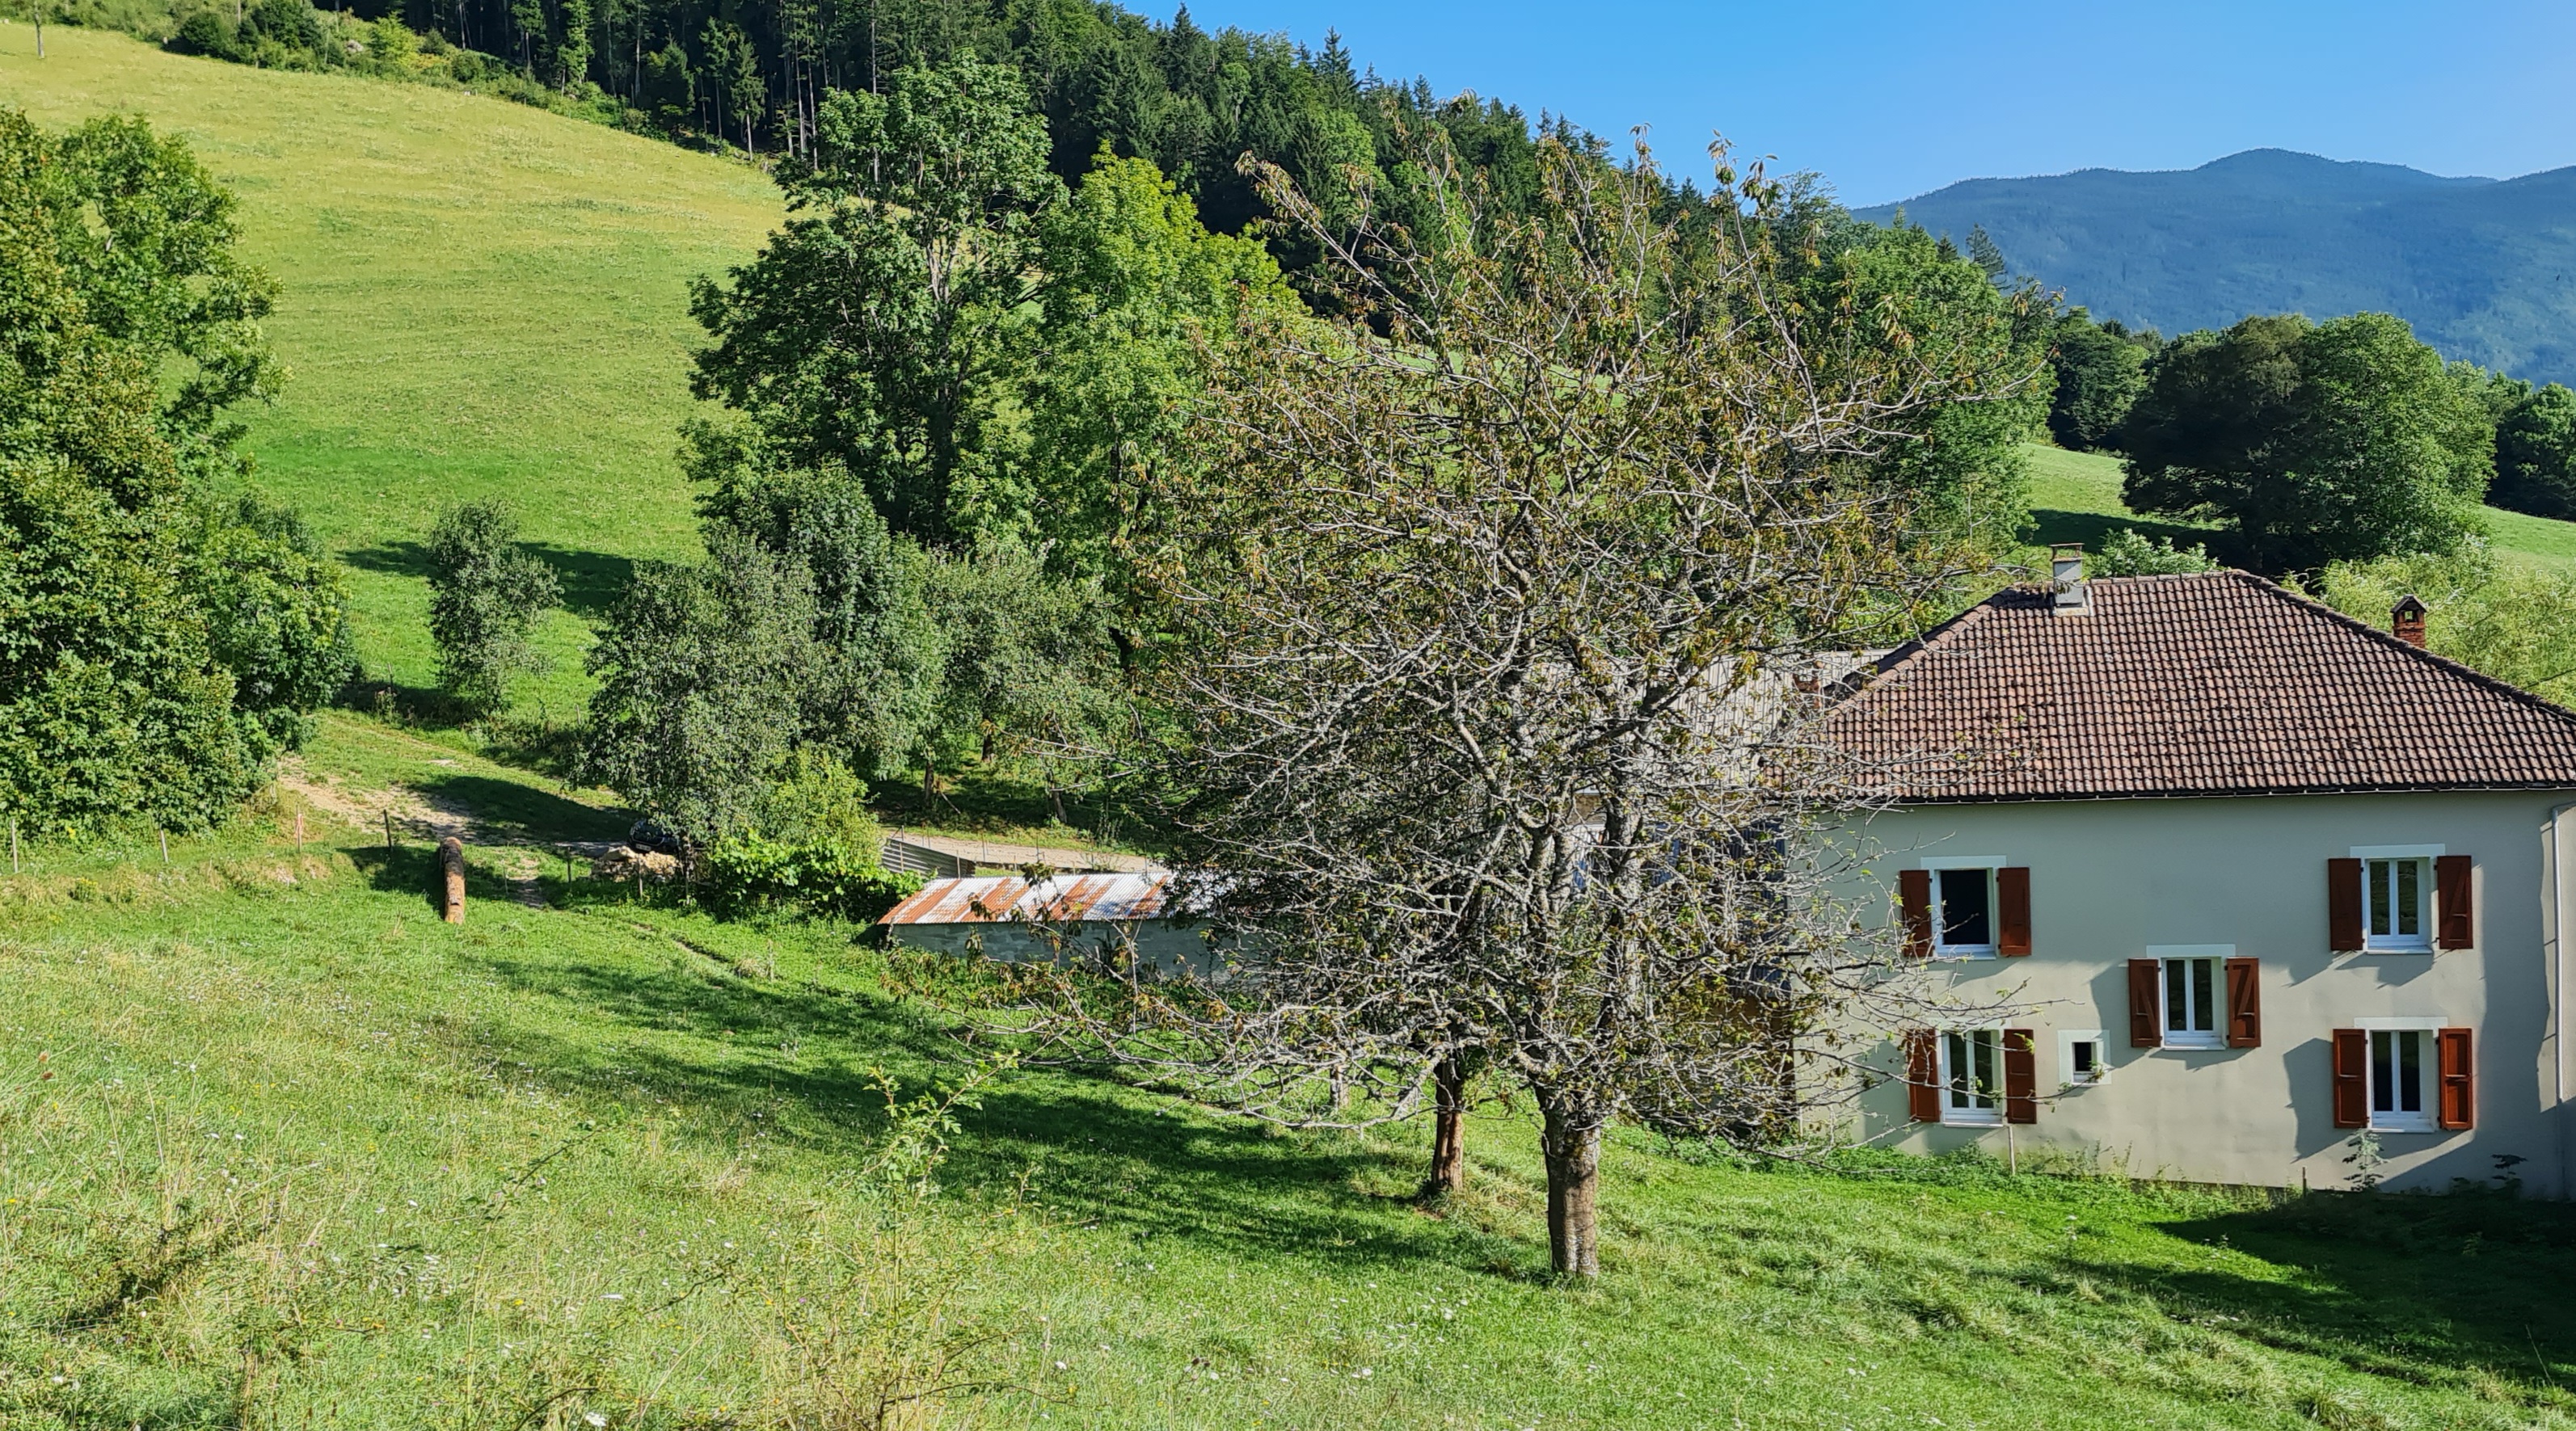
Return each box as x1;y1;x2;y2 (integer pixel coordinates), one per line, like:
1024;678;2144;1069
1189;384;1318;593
2050;543;2090;615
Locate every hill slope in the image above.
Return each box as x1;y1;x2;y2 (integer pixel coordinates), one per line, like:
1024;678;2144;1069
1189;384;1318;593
0;27;781;701
8;770;2576;1426
1857;149;2576;385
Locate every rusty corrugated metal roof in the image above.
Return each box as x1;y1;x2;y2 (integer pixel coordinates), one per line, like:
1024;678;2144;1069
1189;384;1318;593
877;871;1175;925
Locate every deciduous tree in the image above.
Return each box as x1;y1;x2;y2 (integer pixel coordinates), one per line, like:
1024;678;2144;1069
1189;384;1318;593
425;499;560;718
1017;134;2008;1280
2122;312;2492;573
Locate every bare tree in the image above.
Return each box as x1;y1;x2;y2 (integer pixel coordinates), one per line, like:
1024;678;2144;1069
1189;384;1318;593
1011;131;2036;1279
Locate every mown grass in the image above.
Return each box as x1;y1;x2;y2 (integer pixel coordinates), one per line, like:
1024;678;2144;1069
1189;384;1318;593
0;27;781;712
2024;442;2576;570
8;807;2576;1426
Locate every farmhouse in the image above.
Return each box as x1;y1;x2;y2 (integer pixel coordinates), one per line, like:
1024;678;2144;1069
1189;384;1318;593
1826;557;2576;1194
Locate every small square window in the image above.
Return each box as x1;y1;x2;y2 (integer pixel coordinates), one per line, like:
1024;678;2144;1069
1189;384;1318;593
2161;957;2224;1050
1939;1028;2003;1125
2371;1029;2435;1132
2058;1029;2106;1087
1934;868;1996;958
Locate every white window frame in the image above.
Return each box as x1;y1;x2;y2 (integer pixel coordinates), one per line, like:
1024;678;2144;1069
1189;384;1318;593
2357;1016;2444;1133
2150;944;2233;1050
2056;1028;2105;1088
1937;1025;2005;1126
1922;855;2007;960
2350;844;2443;954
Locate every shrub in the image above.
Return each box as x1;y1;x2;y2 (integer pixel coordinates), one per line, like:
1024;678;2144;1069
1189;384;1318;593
425;500;559;718
166;10;242;59
2092;528;2218;577
700;833;922;922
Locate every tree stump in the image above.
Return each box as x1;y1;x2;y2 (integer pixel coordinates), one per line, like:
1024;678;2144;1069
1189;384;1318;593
439;836;466;924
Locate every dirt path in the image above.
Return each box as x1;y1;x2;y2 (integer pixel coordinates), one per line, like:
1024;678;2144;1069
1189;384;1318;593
279;754;619;911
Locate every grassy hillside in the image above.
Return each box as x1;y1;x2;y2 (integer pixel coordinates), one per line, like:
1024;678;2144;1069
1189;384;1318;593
0;27;781;708
2026;442;2576;569
7;755;2576;1428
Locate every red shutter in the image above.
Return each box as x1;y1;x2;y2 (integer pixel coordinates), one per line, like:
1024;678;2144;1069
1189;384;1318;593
2328;857;2363;951
2003;1029;2037;1124
2437;856;2474;949
2439;1027;2476;1129
1906;1031;1939;1122
2128;959;2162;1047
2331;1029;2367;1127
2224;958;2262;1047
1898;870;1933;958
1996;868;2031;956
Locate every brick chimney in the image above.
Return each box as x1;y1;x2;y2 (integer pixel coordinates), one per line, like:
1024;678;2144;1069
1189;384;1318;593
2391;594;2427;648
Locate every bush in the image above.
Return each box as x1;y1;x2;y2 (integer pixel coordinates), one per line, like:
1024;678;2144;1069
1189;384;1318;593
701;833;922;922
183;494;358;757
2092;528;2217;577
425;500;559;718
166;10;242;59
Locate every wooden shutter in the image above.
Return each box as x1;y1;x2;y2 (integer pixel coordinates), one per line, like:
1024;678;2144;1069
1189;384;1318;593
2439;1027;2476;1129
2331;1029;2367;1127
2127;958;2162;1047
2437;856;2475;949
1906;1031;1939;1122
2003;1029;2037;1124
2328;857;2363;951
1996;868;2032;956
2224;958;2262;1047
1898;869;1933;958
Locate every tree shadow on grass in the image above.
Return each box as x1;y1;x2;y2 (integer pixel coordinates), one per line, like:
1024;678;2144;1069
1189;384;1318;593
410;772;629;844
526;544;635;620
429;911;1523;1277
2024;507;2226;558
340;540;635;620
2063;1189;2576;1401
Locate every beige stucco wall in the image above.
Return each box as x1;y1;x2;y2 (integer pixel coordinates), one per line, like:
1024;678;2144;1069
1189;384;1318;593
1834;790;2576;1195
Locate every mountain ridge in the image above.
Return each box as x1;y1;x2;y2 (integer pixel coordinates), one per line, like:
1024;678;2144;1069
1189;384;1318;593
1855;149;2576;385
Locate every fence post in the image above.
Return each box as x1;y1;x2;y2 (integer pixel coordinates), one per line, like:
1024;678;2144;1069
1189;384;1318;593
384;810;394;853
159;829;169;865
439;836;467;924
9;818;16;875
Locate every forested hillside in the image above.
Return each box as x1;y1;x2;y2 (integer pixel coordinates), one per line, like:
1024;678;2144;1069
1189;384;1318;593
1859;148;2576;385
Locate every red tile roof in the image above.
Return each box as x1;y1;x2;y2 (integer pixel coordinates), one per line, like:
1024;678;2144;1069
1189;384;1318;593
1823;570;2576;802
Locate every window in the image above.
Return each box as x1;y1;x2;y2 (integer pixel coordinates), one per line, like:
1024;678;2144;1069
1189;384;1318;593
2369;1029;2433;1132
2058;1029;2105;1088
2161;957;2223;1050
1940;1028;2002;1125
1935;868;1995;957
2363;857;2432;952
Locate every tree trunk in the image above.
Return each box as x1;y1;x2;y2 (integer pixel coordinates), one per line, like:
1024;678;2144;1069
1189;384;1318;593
1422;1057;1467;1197
1538;1096;1602;1279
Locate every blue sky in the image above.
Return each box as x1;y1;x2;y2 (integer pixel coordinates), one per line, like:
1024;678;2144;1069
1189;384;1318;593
1175;0;2576;206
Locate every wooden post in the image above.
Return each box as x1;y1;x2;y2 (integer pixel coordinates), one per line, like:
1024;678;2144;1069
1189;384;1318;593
9;818;16;874
439;836;466;924
158;829;169;864
293;811;306;855
384;810;394;853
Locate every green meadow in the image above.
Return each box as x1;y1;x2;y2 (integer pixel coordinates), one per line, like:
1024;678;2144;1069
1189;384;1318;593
13;25;2576;1429
7;741;2576;1428
0;26;780;710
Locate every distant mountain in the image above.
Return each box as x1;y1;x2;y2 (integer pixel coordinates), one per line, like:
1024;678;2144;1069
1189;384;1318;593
1854;149;2576;385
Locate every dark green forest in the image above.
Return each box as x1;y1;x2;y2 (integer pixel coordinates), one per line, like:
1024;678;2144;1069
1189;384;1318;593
145;0;1614;255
